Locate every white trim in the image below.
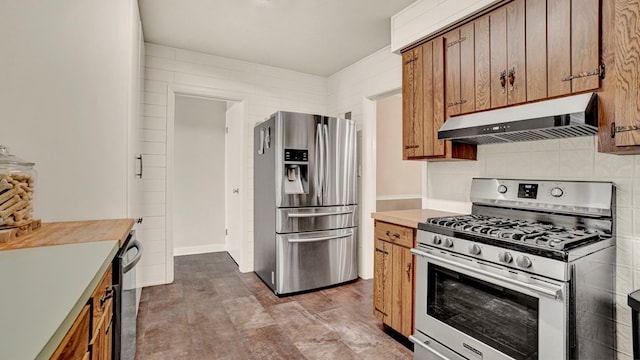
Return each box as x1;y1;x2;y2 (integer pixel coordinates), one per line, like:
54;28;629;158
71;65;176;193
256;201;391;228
166;84;248;284
376;194;422;201
360;87;402;280
173;244;226;256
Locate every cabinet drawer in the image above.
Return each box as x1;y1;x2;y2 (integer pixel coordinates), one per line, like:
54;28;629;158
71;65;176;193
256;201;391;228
91;264;113;335
375;221;414;248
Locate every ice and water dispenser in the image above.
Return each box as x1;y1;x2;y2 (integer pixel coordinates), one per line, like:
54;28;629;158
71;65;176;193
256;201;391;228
283;149;308;194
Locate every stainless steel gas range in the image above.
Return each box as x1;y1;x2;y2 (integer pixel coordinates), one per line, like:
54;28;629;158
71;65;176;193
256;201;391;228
410;178;616;360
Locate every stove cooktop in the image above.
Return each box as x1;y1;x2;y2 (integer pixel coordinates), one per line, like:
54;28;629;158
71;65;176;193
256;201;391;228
421;214;606;251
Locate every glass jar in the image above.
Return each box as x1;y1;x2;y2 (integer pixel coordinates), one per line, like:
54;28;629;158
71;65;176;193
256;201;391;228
0;145;36;228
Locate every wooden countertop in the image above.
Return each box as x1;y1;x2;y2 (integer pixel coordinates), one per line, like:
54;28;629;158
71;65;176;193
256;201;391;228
0;218;134;250
371;208;461;229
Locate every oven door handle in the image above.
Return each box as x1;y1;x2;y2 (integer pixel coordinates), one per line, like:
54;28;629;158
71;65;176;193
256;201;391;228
411;248;562;300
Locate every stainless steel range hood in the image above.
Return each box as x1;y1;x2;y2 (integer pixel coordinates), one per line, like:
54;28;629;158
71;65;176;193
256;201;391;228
438;93;598;144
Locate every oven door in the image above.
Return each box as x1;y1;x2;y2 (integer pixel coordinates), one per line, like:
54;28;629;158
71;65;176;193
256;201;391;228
412;246;568;360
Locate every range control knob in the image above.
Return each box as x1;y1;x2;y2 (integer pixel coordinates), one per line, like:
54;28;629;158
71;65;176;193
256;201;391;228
516;255;533;268
550;187;564;198
443;238;454;248
498;251;513;264
469;244;482;255
497;185;508;194
433;235;442;245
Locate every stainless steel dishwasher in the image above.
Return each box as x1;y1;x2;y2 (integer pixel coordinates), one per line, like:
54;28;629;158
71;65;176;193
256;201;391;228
113;230;143;360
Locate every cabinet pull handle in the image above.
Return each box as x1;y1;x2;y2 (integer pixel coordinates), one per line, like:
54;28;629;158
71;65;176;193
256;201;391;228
446;36;467;48
385;230;400;238
406;262;412;281
499;70;507;93
375;247;388;255
100;287;114;307
508;68;516;91
447;99;468;108
561;64;605;81
404;145;420;149
135;154;143;179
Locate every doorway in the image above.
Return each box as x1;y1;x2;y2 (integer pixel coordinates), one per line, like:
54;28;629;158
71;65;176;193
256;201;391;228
166;86;247;283
172;95;228;255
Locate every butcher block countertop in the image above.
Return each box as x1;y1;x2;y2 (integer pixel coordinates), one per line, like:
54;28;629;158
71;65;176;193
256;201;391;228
0;218;134;250
371;208;461;229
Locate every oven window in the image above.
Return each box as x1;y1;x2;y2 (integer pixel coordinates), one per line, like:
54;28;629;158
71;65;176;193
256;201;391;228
427;263;538;360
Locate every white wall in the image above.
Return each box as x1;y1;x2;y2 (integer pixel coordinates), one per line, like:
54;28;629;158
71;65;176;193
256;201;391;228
327;46;405;279
0;0;141;221
376;95;421;200
139;43;327;286
173;96;227;255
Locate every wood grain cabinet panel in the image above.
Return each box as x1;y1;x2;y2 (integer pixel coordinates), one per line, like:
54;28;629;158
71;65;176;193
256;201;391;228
614;0;640;147
372;221;415;338
50;305;90;360
474;16;491;111
547;0;571;97
572;0;600;93
402;38;476;161
526;0;548;101
402;48;424;159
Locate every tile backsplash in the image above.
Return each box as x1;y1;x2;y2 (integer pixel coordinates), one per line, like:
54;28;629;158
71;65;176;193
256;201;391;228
426;136;639;360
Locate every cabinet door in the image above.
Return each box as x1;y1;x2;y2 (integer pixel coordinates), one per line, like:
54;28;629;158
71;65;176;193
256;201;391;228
373;238;391;322
445;24;475;118
402;48;424;159
102;300;113;360
51;305;90;360
490;0;526;107
571;0;600;92
547;0;571;97
506;0;526;104
391;244;413;337
475;15;491;111
526;0;548;101
91;316;104;360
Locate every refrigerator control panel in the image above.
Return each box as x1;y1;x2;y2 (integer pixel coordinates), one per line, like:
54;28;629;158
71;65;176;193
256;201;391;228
284;149;308;162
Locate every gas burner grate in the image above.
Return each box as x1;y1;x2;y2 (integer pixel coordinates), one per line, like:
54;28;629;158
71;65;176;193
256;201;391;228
427;215;603;250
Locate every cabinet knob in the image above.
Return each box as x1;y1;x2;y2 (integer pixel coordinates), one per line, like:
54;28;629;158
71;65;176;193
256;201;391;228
499;70;507;93
508;68;516;91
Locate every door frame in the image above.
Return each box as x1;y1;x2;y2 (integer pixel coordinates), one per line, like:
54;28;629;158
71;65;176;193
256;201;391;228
166;84;248;282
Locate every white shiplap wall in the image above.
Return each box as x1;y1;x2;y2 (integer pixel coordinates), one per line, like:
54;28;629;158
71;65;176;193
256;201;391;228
139;43;327;287
327;46;405;279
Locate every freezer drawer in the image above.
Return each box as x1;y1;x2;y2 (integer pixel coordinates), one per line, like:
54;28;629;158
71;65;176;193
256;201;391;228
276;205;357;233
275;227;357;295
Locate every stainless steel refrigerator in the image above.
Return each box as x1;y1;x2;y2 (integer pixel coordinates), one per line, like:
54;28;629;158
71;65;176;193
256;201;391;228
254;111;358;295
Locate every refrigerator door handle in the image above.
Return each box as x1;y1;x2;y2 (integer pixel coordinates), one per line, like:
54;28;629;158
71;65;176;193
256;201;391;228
322;123;329;200
287;233;352;243
287;210;354;218
314;123;322;201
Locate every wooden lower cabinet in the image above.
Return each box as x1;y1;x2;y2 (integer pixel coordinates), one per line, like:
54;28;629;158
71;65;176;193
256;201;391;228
50;305;91;360
51;264;113;360
373;221;414;337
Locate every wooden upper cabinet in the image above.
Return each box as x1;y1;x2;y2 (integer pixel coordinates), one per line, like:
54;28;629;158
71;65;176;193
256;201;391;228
614;0;640;147
547;0;571;97
445;24;475;118
526;0;548;101
475;16;491;111
490;0;526;107
571;0;600;92
402;47;423;159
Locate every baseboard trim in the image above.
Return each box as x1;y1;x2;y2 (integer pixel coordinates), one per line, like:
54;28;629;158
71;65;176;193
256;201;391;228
173;244;225;256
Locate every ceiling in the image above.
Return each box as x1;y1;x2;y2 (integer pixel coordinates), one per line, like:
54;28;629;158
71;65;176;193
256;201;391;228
137;0;415;77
